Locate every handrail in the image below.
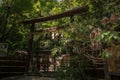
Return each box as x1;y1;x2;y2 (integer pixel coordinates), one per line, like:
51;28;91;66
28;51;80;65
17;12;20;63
84;53;104;64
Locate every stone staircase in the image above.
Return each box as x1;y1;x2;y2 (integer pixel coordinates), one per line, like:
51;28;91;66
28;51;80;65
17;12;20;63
0;56;27;78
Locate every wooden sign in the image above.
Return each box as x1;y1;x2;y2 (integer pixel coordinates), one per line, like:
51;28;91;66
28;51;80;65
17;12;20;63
0;43;8;56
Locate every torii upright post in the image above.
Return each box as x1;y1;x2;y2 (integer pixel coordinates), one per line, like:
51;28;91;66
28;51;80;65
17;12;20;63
28;23;35;73
70;15;74;23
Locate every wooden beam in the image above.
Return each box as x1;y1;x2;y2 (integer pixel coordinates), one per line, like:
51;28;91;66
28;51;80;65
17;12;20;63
22;5;88;24
31;25;67;34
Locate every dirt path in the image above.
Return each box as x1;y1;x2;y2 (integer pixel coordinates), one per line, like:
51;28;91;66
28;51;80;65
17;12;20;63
1;76;56;80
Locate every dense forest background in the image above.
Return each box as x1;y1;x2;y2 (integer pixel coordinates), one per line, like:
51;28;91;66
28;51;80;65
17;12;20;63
0;0;120;53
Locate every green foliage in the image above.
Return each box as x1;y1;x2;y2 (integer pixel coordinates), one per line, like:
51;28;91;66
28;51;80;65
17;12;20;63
12;0;34;13
102;50;111;58
54;0;120;80
56;55;90;80
0;0;34;52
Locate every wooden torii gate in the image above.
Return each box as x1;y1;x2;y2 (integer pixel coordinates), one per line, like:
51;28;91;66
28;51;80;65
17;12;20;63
22;5;89;72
